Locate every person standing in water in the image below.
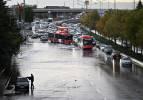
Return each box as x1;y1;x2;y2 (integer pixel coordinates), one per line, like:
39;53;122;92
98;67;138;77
31;74;34;89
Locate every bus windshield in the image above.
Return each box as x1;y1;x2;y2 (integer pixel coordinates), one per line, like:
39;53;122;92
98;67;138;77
83;39;93;45
64;35;73;40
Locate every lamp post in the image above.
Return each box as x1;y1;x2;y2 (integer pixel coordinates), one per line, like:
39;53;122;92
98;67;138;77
114;0;116;9
73;0;75;8
23;0;25;22
133;0;136;9
107;0;109;9
85;0;89;10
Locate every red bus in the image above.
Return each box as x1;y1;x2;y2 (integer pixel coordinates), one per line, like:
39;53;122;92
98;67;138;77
59;32;73;45
77;35;94;49
47;26;66;43
56;26;73;44
48;26;73;44
48;32;59;43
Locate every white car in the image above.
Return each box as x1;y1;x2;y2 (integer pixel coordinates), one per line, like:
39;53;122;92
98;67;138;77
40;36;48;41
100;44;107;51
120;56;132;68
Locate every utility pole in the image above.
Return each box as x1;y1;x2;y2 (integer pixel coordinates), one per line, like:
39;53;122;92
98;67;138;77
108;0;109;9
85;0;89;10
23;0;25;22
133;0;136;9
99;0;102;11
89;0;92;9
114;0;116;9
73;0;75;8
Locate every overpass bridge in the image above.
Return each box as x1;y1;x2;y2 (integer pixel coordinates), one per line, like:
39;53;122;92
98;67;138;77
33;8;96;19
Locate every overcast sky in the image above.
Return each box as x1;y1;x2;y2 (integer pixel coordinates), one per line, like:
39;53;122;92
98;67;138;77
6;0;137;9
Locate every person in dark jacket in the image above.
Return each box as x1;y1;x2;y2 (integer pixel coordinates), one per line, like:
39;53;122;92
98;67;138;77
31;74;34;89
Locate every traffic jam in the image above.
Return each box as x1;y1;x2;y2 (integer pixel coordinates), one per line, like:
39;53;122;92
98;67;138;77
31;19;97;50
4;19;134;96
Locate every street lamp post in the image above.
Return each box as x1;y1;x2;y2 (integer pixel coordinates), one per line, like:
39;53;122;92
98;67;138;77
85;0;89;10
133;0;136;9
73;0;75;8
114;0;116;9
108;0;109;9
23;0;25;22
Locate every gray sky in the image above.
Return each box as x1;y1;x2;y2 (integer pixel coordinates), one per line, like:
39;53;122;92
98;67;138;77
6;0;137;9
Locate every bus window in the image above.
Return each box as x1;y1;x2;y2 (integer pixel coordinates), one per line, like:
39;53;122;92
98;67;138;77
83;39;93;45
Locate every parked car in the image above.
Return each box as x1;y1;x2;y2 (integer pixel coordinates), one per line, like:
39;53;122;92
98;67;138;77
120;56;132;68
100;44;107;51
15;77;29;92
40;35;48;41
31;33;39;39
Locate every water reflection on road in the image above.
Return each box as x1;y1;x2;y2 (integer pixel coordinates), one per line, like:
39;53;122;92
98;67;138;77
1;39;143;100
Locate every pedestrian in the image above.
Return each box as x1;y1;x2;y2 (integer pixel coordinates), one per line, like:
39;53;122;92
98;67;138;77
31;74;34;89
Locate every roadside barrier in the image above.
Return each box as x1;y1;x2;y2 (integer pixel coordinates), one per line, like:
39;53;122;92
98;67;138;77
121;53;143;68
0;69;6;77
82;25;143;69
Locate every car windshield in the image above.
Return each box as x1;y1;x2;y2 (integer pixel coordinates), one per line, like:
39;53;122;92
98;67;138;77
17;78;28;82
122;57;130;60
105;46;111;49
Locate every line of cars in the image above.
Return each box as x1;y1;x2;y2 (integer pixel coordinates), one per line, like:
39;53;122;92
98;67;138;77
31;20;96;48
97;42;132;69
30;19;132;68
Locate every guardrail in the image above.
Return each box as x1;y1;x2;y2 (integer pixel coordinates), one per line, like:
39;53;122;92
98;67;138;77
0;69;12;93
0;69;6;77
121;53;143;68
4;73;12;89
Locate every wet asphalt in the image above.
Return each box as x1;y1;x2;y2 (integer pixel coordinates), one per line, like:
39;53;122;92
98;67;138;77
1;38;143;100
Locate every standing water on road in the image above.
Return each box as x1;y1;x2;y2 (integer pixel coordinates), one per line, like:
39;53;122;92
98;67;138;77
1;38;143;100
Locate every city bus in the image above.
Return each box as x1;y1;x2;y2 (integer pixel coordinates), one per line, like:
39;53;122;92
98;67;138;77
48;32;59;43
55;26;73;44
77;35;94;49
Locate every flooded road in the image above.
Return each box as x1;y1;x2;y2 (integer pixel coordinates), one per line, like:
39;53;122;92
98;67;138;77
1;38;143;100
